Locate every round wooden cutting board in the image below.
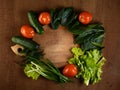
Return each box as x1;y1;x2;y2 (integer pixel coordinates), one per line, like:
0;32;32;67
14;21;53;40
33;25;76;67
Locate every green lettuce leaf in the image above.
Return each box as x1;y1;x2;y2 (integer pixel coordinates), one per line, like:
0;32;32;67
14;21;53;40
24;63;40;80
68;47;84;66
68;47;106;85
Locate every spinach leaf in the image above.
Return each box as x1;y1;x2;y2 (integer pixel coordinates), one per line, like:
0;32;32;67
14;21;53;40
50;8;64;29
73;24;105;51
61;7;74;26
50;9;60;29
50;7;77;29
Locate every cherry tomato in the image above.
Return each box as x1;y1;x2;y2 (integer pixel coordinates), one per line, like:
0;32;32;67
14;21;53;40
62;64;78;77
78;11;92;25
38;12;51;25
20;25;35;38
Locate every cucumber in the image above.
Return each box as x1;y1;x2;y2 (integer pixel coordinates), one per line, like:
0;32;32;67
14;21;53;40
12;36;39;50
28;11;44;34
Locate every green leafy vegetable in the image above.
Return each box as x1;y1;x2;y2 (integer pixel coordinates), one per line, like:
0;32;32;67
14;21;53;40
24;63;40;80
68;47;84;65
71;47;84;57
50;7;77;29
50;9;61;29
68;47;106;85
68;23;105;51
24;56;71;83
61;7;74;26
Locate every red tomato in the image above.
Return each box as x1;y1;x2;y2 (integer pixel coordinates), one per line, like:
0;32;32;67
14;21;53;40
62;64;78;77
20;25;35;38
78;11;92;25
38;12;51;25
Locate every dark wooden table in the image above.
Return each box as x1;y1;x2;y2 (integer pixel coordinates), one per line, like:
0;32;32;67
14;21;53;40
0;0;120;90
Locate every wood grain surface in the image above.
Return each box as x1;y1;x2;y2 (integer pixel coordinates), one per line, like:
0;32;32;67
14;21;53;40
33;25;76;68
0;0;120;90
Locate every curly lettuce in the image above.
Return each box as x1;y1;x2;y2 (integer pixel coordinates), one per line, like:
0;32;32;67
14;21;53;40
68;47;106;85
24;62;41;80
